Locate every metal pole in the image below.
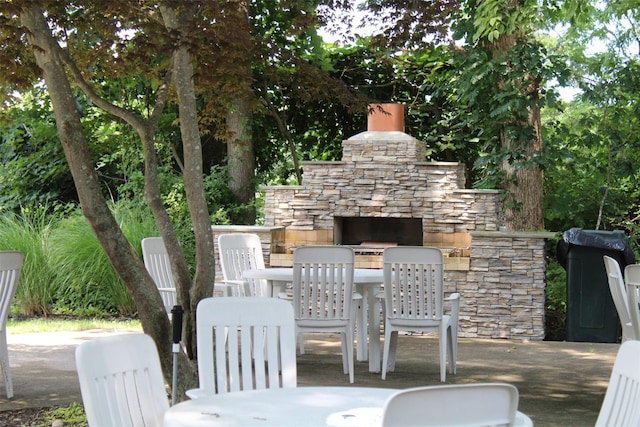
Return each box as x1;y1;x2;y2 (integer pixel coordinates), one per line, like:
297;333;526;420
170;304;184;406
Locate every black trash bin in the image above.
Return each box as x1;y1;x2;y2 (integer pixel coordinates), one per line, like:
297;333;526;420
557;228;636;343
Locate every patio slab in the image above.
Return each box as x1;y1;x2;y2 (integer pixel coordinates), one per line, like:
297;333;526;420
0;329;619;426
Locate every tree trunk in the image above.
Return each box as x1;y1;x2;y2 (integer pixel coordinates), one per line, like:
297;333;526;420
490;32;544;232
141;127;197;362
227;97;257;224
59;34;197;362
225;0;257;224
502;96;544;231
20;4;177;378
159;4;216;355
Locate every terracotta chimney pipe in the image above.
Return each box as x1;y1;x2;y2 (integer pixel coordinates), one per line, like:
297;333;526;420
367;103;405;132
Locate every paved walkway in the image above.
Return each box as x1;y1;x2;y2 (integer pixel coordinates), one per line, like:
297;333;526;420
1;329;620;426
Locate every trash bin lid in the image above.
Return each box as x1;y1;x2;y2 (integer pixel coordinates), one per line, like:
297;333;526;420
557;227;636;268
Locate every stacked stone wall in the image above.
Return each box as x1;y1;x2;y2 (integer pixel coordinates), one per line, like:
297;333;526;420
448;232;549;340
263;133;503;234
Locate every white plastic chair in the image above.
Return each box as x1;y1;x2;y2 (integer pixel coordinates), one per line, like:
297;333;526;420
75;333;169;427
217;233;270;297
381;246;460;382
141;237;178;315
292;245;359;384
381;383;519;427
603;256;639;341
624;263;640;339
186;297;297;398
0;251;23;399
595;340;640;427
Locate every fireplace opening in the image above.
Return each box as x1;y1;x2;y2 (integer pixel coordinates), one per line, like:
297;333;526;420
334;217;423;247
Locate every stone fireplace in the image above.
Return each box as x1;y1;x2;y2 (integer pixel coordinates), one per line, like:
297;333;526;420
261;104;499;267
212;104;555;340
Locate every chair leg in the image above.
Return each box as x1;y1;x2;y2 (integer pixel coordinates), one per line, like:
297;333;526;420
297;333;305;355
382;327;396;380
448;325;457;375
345;304;357;383
0;336;13;399
387;330;398;372
340;333;349;374
439;326;448;382
1;364;12;399
346;330;354;384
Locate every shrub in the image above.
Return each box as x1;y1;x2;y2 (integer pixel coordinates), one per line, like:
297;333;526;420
0;206;63;315
48;212;135;315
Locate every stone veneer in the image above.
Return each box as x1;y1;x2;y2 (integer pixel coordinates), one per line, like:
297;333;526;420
455;231;553;339
222;130;555;340
263;131;504;235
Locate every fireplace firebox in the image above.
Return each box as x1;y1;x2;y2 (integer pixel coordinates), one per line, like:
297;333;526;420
334;217;423;246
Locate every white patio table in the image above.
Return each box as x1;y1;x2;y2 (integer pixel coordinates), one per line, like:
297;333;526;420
242;267;383;373
164;386;534;427
165;386;388;427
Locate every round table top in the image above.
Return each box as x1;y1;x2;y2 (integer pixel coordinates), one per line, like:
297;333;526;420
164;386;394;427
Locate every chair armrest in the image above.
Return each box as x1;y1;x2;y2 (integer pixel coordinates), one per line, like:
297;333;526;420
213;283;232;297
220;279;251;296
185;388;209;399
157;287;176;295
277;290;293;300
221;279;246;287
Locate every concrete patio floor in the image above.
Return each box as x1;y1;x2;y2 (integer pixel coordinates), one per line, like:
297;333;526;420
1;328;620;426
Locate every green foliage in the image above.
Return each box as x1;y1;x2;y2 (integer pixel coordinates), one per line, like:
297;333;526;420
252;39;373;185
546;258;567;313
0;88;76;211
0;200;196;317
0;85;151;213
47;211;135;315
545;237;567;340
542;57;640;234
398;46;486;184
0;207;63;315
453;37;565;188
45;402;87;427
471;0;540;42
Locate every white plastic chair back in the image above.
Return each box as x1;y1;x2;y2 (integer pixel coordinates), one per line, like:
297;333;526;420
187;297;297;397
292;245;357;383
624;264;640;340
381;383;519;427
0;251;23;399
603;256;637;341
595;340;640;427
382;246;460;382
217;233;268;297
75;333;169;427
141;237;177;315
